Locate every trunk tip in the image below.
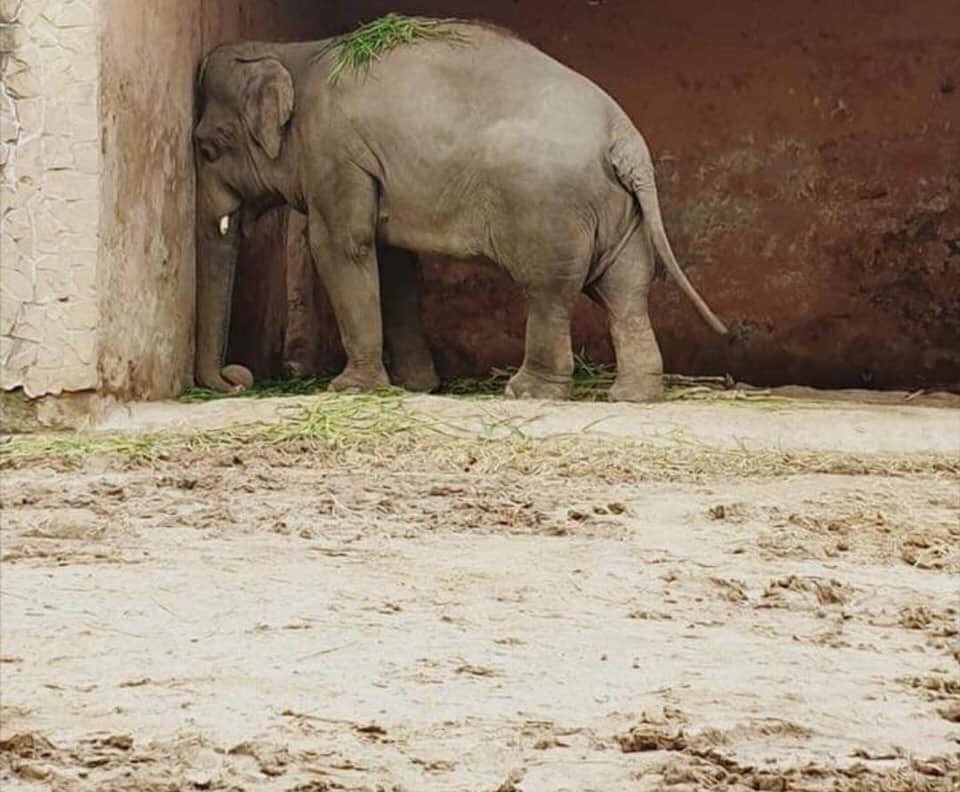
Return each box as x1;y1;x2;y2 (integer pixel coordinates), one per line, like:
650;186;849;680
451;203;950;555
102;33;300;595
223;364;254;390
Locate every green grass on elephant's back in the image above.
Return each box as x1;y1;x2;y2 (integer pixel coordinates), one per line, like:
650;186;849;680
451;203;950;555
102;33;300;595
328;13;464;84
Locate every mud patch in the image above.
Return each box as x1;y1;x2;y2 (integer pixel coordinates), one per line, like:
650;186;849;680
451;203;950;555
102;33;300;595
2;399;958;790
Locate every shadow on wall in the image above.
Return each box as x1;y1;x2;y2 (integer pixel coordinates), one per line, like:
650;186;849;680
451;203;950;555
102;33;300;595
223;0;960;390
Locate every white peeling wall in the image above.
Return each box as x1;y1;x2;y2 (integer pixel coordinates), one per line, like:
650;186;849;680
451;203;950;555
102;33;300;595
0;0;100;397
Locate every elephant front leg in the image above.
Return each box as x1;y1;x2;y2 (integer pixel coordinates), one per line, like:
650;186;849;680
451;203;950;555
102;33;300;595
379;246;439;393
307;212;389;393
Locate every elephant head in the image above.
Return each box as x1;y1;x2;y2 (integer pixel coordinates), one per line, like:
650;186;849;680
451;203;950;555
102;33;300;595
193;44;295;392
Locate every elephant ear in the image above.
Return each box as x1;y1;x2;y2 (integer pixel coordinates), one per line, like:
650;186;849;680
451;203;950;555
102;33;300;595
239;57;294;160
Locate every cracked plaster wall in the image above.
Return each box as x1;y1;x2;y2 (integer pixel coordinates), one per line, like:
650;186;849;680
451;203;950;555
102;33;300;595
1;0;100;397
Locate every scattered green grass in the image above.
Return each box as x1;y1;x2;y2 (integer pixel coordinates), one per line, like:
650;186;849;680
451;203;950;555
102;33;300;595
440;354;789;407
0;393;436;465
176;356;788;409
0;432;169;462
2;386;956;480
329;13;463;84
3;394;957;482
441;355;616;401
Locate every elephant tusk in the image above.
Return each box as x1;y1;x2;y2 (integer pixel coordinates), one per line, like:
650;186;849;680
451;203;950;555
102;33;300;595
218;215;231;236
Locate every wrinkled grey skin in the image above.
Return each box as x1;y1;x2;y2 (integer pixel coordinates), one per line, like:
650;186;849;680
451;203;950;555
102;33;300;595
194;22;726;400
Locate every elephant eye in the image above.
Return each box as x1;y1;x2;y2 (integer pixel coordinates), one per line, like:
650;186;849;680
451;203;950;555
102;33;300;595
200;140;221;163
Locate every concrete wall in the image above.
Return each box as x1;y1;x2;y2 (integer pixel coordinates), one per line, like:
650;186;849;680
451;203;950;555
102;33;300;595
96;0;203;398
1;0;101;397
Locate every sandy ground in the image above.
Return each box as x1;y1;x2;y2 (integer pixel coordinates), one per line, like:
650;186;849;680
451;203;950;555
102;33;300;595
1;393;958;791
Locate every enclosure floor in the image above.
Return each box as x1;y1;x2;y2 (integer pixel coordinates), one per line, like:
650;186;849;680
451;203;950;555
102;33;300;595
1;395;958;790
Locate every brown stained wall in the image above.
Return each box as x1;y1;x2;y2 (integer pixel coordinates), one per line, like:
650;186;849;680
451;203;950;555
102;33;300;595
201;3;332;383
100;1;959;395
235;0;960;389
97;0;327;398
98;0;202;399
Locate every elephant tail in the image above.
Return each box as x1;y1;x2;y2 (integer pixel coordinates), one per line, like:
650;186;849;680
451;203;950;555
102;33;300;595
608;128;728;335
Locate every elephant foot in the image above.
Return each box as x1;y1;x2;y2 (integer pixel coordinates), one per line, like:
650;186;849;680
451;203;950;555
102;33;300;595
391;363;440;393
198;364;253;393
329;363;390;393
505;367;572;401
609;373;663;403
389;350;440;393
284;359;315;380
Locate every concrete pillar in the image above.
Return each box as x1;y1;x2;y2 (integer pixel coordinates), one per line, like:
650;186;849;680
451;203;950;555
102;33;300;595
1;0;101;398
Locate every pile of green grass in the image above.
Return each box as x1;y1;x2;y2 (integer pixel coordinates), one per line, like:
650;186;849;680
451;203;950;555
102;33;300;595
329;13;461;83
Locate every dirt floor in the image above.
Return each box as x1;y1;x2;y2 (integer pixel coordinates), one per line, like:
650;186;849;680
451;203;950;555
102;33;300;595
1;392;958;791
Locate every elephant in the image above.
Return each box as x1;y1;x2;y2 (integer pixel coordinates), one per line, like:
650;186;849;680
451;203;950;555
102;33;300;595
194;20;727;401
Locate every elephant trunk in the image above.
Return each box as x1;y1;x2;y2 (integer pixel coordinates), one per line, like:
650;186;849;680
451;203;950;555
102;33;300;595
195;205;253;392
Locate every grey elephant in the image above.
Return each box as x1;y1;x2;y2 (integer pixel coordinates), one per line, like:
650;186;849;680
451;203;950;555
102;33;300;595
194;19;727;401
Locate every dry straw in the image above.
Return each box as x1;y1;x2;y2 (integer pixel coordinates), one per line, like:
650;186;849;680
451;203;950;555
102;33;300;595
2;392;956;484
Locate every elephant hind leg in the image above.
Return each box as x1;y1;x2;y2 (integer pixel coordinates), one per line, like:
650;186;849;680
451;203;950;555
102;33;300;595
586;228;664;402
283;211;321;379
378;246;439;393
505;283;579;401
